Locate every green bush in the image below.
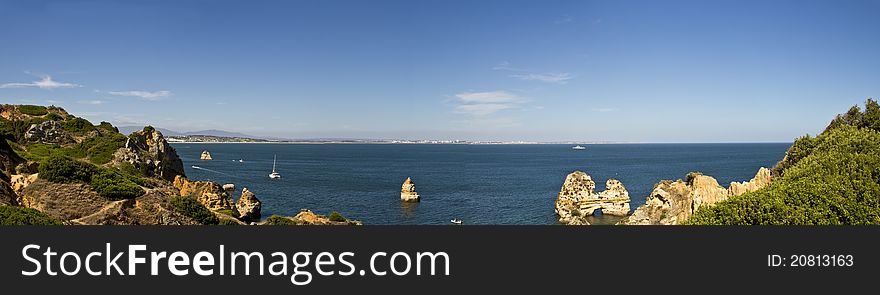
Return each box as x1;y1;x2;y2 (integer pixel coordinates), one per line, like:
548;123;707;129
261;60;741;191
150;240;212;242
61;117;96;133
218;209;238;218
328;211;347;222
97;121;117;132
18;105;48;116
90;169;144;200
263;215;296;225
0;206;61;225
689;124;880;225
45;113;62;121
169;196;219;225
218;219;240;225
38;155;96;183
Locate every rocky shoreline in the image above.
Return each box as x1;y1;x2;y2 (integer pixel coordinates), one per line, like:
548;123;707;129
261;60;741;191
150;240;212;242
555;167;772;225
0;104;360;225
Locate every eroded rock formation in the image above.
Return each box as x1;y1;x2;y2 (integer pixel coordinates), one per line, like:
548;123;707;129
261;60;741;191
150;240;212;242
112;127;186;181
400;177;420;202
172;175;236;211
266;209;363;225
555;171;631;225
25;121;75;145
236;187;262;221
621;168;772;225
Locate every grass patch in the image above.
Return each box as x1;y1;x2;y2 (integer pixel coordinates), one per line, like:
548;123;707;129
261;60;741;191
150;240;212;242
17;105;48;116
328;211;347;222
90;169;144;200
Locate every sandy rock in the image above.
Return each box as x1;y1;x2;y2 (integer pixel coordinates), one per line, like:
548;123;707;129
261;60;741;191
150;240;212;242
400;177;420;202
555;171;631;225
236;187;262;221
172;175;236;211
729;167;772;196
10;173;38;194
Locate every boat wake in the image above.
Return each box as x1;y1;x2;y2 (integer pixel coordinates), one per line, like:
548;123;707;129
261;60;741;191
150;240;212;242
190;165;237;178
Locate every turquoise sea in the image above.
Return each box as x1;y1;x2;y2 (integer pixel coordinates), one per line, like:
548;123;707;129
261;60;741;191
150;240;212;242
173;143;790;225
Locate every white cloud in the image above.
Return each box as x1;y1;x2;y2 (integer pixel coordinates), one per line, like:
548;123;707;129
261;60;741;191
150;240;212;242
0;75;81;89
492;61;525;72
510;73;574;84
107;90;172;100
78;100;105;105
453;91;525;116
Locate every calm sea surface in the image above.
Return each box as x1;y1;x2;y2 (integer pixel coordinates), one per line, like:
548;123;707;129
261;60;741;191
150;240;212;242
172;143;790;225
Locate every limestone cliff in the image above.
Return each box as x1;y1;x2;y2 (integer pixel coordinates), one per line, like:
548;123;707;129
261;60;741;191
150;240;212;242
264;209;363;225
620;168;772;225
555;171;631;225
172;175;236;211
236;187;262;221
112;127;186;181
0;139;24;205
25;121;75;145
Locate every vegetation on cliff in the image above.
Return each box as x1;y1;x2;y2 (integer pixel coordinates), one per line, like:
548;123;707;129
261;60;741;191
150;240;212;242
689;99;880;225
0;206;61;225
169;196;220;225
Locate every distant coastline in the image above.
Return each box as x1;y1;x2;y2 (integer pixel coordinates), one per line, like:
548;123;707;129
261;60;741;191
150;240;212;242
166;135;789;145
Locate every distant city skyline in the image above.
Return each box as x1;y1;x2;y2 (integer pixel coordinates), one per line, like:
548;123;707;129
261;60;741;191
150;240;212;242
1;0;879;142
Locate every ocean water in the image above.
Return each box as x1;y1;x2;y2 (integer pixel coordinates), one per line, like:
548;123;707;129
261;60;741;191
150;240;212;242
172;143;790;225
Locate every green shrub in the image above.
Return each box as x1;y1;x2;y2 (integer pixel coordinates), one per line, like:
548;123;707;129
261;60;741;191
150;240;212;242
0;206;61;225
97;121;117;132
45;113;62;121
17;105;48;116
263;215;296;225
90;169;144;200
218;219;240;225
38;155;96;183
169;196;219;225
61;117;96;133
689;124;880;225
218;209;238;218
328;211;347;222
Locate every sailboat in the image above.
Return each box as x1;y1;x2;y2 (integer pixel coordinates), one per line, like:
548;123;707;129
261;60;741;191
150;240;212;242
269;155;281;179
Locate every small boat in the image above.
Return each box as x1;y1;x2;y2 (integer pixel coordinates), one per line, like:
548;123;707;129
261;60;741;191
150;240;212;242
572;145;586;150
269;155;282;179
450;218;463;224
191;165;200;169
239;159;244;163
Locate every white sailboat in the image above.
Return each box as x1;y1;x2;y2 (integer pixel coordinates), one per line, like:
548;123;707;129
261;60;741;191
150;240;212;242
269;155;281;179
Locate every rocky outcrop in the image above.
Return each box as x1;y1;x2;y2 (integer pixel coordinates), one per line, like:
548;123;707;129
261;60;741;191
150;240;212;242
621;168;773;225
236;187;262;221
555;171;631;225
400;177;420;202
200;150;212;160
112;127;185;181
10;173;38;194
0;139;23;205
24;120;75;145
728;167;772;196
172;175;236;211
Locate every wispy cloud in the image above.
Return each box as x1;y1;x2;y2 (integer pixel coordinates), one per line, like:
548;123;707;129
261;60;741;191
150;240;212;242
0;75;81;89
107;90;172;100
453;91;525;116
555;15;574;24
78;100;105;105
510;72;574;84
492;61;525;72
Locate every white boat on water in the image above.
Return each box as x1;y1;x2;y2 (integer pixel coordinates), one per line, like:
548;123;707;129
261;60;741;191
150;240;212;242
451;218;463;224
572;145;587;150
269;155;282;179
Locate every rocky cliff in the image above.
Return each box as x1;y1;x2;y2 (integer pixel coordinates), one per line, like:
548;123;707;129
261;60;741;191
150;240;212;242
236;187;262;221
555;171;631;225
112;127;186;181
264;209;363;225
172;175;236;211
620;168;772;225
0;139;24;206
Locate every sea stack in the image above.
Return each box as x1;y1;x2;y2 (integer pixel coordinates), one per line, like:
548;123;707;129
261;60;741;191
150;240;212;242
400;177;420;202
200;150;213;160
554;171;631;225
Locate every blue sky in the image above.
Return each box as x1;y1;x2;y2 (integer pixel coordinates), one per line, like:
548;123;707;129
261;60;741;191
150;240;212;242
1;0;878;142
